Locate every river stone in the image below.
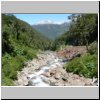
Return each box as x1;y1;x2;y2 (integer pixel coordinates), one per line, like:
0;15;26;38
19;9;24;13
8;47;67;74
62;77;68;81
49;70;56;76
73;74;80;79
54;73;61;79
28;80;33;86
55;82;65;86
17;77;28;86
56;67;66;74
69;79;85;86
50;82;56;86
41;72;50;77
42;78;50;84
49;78;57;83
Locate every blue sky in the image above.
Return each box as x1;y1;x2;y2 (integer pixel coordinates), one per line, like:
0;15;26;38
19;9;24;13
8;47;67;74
14;14;71;25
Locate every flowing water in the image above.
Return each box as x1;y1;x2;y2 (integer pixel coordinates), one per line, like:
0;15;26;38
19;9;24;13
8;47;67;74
28;57;66;86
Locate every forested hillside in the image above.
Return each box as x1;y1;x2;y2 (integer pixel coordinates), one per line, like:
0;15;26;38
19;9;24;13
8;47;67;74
32;22;70;40
2;14;52;85
53;14;98;50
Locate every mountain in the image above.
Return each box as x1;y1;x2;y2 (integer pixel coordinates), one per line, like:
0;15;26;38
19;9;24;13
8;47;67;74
32;22;70;40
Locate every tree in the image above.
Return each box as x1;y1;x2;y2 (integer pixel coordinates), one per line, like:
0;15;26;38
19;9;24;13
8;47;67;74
67;14;98;49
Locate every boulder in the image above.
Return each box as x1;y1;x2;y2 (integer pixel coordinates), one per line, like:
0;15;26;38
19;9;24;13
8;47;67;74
62;77;68;81
49;78;57;84
42;78;50;84
41;72;50;77
28;80;33;86
54;73;61;79
49;70;56;76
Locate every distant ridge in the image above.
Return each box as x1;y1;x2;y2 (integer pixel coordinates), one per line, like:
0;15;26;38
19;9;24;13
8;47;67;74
32;22;70;40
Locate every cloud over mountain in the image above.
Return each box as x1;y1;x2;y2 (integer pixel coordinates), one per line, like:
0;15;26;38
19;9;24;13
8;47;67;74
35;20;65;25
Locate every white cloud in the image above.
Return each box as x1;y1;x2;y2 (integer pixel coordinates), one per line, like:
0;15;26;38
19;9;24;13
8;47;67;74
35;20;65;25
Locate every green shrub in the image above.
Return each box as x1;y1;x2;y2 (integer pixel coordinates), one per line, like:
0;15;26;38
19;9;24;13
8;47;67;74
65;53;98;78
88;41;98;54
2;55;24;80
24;48;38;60
2;76;15;86
2;47;38;85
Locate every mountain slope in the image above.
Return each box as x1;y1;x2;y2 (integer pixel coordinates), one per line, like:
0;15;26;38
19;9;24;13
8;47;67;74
32;22;70;40
2;14;51;54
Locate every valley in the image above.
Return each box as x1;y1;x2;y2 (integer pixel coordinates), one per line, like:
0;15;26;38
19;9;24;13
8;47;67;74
2;14;98;86
32;22;70;40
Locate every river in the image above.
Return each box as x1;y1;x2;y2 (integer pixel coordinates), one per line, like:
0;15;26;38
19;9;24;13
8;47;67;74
27;57;65;86
15;51;97;86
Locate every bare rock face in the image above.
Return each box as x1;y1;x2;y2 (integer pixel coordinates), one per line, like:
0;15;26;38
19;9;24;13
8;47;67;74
57;46;87;60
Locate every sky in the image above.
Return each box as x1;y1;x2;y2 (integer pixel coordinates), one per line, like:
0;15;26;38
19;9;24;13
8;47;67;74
14;14;71;25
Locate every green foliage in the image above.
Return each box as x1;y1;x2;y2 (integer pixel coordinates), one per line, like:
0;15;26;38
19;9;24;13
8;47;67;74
22;46;38;59
2;14;51;86
54;14;98;50
2;14;51;54
64;53;98;78
88;41;98;54
55;44;67;51
2;48;38;85
2;73;15;86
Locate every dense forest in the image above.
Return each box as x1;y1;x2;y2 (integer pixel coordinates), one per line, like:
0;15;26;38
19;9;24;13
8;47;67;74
2;14;98;86
53;14;98;50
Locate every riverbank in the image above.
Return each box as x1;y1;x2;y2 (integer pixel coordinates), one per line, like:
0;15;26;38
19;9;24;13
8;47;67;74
14;46;98;86
14;51;58;86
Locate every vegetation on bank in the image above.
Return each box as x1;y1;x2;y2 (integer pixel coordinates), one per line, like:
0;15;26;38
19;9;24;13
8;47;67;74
2;14;52;85
2;47;38;85
64;41;98;78
60;14;98;78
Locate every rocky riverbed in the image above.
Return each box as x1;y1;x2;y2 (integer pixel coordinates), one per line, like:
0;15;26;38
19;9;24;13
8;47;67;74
14;46;98;86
